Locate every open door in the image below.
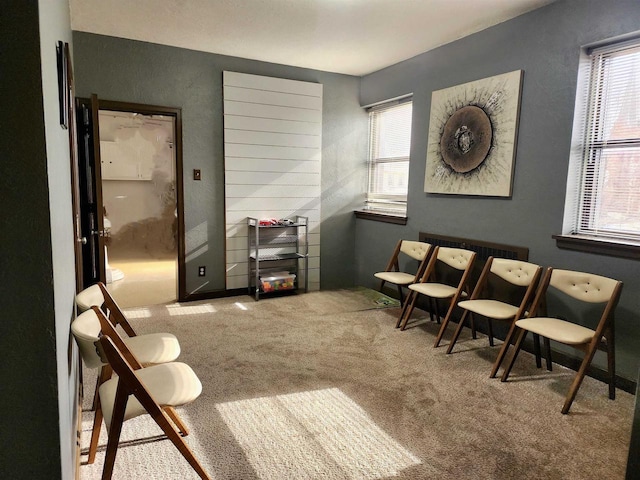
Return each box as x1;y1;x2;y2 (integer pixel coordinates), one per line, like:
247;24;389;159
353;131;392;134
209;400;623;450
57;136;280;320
76;94;106;286
75;96;186;303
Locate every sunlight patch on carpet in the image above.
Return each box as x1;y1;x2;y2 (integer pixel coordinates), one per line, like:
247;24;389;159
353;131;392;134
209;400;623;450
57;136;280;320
122;307;152;319
166;304;217;316
216;388;420;479
234;302;249;311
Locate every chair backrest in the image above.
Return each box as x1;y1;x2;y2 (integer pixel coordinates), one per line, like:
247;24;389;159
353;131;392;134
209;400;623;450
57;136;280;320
71;306;142;370
549;269;621;304
437;246;476;271
400;240;431;262
71;308;106;369
76;283;105;312
490;258;541;287
76;282;138;337
529;268;623;335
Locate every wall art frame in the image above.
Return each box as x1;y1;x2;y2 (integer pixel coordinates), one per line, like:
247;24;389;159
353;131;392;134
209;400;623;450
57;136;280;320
56;40;69;129
424;70;524;197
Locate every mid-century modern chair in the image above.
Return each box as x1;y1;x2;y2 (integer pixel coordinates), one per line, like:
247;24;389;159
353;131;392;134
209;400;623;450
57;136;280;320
71;297;181;464
374;240;432;306
76;282;141;337
447;257;542;378
397;247;477;339
396;247;476;336
93;308;210;479
501;267;622;414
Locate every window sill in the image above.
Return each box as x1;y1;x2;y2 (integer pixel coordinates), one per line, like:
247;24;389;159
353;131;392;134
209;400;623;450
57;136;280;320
553;234;640;260
354;210;407;225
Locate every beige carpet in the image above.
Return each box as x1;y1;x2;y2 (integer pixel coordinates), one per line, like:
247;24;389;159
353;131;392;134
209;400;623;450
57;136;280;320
79;288;635;479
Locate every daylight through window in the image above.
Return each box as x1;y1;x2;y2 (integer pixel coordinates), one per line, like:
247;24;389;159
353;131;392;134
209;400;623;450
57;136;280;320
566;38;640;243
365;100;413;216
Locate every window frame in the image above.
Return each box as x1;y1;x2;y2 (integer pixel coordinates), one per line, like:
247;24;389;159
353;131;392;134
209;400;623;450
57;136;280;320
557;36;640;259
357;96;413;221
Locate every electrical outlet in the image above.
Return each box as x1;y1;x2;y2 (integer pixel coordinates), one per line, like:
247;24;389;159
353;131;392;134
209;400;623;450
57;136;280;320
193;169;201;180
198;266;206;276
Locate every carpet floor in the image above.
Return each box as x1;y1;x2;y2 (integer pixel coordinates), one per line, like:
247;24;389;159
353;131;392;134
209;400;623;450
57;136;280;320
79;288;635;479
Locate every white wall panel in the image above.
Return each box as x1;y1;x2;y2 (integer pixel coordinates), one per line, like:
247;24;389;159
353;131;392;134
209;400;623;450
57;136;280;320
224;71;322;292
224;116;321;135
225;143;320;161
224;101;321;123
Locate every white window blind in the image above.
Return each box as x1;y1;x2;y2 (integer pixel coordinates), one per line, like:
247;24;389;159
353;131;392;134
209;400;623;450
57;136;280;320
366;100;413;215
570;38;640;242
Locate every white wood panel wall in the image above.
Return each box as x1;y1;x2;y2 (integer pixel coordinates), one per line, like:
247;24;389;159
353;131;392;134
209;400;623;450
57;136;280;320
223;71;322;292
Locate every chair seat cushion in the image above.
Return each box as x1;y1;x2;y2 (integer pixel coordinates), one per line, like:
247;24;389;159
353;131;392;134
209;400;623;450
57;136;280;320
124;333;181;365
458;299;519;319
99;362;203;428
516;317;595;345
408;282;457;298
374;271;415;285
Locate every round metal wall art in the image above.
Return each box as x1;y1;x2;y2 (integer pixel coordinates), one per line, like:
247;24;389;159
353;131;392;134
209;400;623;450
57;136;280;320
439;105;492;173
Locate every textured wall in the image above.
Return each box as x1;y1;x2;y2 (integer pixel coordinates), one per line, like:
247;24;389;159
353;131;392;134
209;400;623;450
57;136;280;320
358;0;640;380
0;0;77;478
72;33;367;293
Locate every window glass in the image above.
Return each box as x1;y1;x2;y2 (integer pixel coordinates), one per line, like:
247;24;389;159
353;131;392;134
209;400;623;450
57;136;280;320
366;101;412;215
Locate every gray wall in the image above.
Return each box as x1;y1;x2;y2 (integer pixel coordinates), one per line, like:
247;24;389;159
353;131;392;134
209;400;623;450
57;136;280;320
358;0;640;381
72;33;368;294
0;0;78;478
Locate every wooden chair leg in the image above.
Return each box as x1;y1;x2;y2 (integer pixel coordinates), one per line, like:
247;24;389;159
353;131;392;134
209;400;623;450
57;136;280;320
397;285;404;305
487;318;495;347
88;365;112;464
398;294;419;330
561;336;604;414
533;333;542;368
501;329;527;382
490;321;518;378
164;406;189;436
469;312;477;339
445;311;470;354
397;290;417;328
101;386;129;480
606;326;616;400
93;365;112;411
88;394;103;464
544;338;553;371
135;393;211;479
433;299;441;324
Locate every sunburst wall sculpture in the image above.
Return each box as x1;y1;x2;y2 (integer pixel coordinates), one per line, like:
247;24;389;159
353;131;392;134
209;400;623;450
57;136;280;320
424;70;523;196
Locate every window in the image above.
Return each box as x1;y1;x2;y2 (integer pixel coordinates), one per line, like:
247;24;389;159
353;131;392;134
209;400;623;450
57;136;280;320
562;38;640;249
363;99;413;217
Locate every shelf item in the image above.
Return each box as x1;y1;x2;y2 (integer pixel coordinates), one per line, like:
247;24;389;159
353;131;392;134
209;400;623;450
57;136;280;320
247;216;308;300
260;272;296;292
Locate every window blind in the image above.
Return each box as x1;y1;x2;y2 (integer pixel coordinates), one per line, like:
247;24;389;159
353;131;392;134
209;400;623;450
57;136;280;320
573;38;640;241
366;100;412;214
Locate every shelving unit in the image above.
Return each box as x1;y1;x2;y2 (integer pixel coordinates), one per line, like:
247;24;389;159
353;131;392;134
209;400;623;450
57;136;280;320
247;216;309;300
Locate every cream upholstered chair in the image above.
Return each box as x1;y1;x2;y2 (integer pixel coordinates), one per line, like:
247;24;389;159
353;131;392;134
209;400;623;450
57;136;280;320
374;240;432;305
397;247;477;339
76;282;139;337
91;307;210;480
447;257;542;378
501;268;622;414
71;297;181;464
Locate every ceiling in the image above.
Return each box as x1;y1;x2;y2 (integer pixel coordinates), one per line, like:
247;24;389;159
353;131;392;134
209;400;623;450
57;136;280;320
69;0;555;76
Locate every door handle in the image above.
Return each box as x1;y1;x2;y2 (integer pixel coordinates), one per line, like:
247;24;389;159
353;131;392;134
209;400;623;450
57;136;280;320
78;237;88;245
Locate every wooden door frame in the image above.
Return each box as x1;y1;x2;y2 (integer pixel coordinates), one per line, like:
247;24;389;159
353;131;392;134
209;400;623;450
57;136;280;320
88;99;186;302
